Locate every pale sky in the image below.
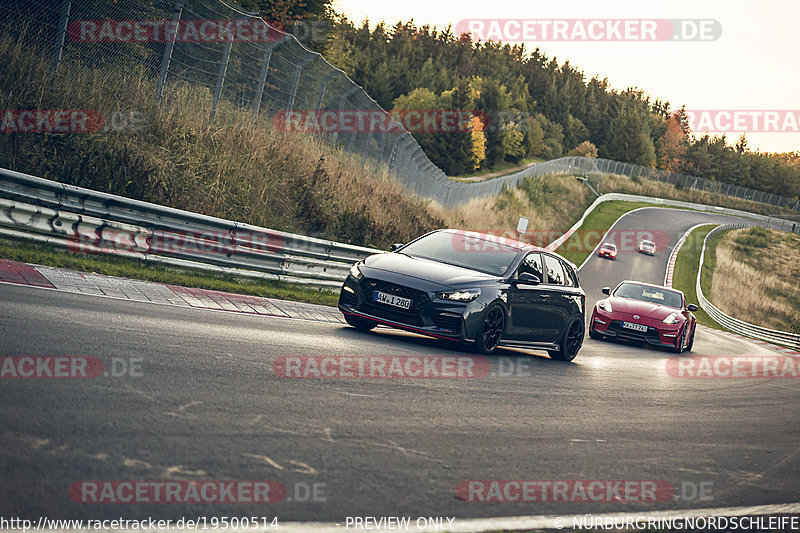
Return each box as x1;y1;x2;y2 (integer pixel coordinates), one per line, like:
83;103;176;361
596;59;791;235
331;0;799;154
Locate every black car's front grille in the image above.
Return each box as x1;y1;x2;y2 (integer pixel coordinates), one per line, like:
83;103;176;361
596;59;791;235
357;278;428;327
607;320;662;343
432;313;462;334
360;302;424;326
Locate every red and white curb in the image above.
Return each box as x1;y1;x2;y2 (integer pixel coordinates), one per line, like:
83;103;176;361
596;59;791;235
0;259;345;324
664;223;713;287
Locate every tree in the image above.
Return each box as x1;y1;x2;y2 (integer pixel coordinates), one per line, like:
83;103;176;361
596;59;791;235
564;115;589;151
470;115;486;169
603;104;656;167
476;78;512;167
657;113;686;171
364;62;395;109
567;141;598;158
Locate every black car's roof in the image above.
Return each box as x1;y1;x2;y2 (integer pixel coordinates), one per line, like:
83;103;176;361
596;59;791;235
438;229;577;269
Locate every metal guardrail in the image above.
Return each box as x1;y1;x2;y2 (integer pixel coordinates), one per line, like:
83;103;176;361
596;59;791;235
0;167;381;289
696;224;800;350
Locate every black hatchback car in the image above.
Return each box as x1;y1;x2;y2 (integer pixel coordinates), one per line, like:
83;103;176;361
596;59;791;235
338;229;586;361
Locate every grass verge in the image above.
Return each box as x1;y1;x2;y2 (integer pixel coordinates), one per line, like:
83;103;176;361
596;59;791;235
449;156;544;181
437;174;596;245
0;238;339;307
709;227;800;333
0;31;443;250
553;201;668;266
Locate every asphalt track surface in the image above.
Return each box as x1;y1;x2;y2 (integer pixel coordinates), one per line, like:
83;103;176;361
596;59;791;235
1;208;798;522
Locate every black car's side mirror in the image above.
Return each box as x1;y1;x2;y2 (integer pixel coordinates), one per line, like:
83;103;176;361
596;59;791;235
601;287;611;295
515;272;540;285
389;243;404;252
687;304;699;312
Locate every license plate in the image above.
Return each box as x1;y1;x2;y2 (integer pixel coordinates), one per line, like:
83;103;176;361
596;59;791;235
622;322;648;332
374;290;412;310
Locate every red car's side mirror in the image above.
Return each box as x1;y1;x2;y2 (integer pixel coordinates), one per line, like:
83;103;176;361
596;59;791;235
601;287;611;295
687;304;699;312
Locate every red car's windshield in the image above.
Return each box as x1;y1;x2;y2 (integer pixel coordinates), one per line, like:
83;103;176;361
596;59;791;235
613;282;683;309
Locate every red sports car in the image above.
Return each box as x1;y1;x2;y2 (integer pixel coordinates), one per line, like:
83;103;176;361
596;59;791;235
598;242;617;260
589;280;698;352
637;239;656;255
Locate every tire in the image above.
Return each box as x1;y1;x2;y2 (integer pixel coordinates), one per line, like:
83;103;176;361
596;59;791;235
473;305;505;355
588;329;603;340
550;319;585;362
345;314;377;332
685;326;695;352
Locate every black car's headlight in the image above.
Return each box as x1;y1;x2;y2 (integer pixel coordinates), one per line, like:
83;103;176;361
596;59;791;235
349;263;363;280
436;288;481;302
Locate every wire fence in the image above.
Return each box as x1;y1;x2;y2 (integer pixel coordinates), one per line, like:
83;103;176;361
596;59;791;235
2;0;799;212
504;156;800;212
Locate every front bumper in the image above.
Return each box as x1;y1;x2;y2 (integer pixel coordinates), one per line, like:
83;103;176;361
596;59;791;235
590;311;679;349
338;275;482;342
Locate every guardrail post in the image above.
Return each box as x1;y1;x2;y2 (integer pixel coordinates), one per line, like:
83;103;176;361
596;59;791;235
155;1;183;102
51;0;71;77
210;20;240;122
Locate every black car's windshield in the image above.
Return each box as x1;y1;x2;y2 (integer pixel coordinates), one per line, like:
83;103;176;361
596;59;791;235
614;282;683;309
400;231;520;276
